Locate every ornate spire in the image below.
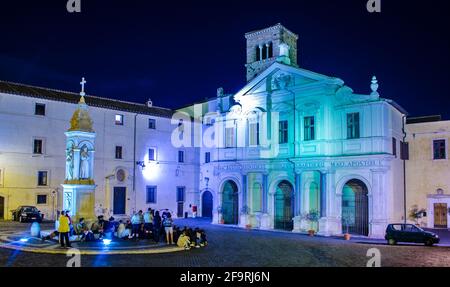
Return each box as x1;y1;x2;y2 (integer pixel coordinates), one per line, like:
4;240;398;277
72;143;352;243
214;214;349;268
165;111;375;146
69;77;94;132
370;75;379;96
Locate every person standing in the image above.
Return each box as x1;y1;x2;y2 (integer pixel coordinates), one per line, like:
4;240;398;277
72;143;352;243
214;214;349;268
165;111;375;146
58;211;71;248
143;208;154;239
162;213;174;245
153;211;162;243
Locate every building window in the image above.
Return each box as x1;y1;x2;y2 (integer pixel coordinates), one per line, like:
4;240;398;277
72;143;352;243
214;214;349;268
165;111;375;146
148;148;156;161
33;139;43;155
225;127;235;148
249;122;260;146
148;119;156;129
392;138;397;157
178;150;185;163
37;171;48;186
347;112;360;139
37;194;47;205
256;46;261;61
35;103;46;116
433;139;446;160
401;141;409;160
279;121;288;144
268;42;273;58
115;146;123;159
115;114;124;125
304;116;315;141
146;186;157;204
205;152;211;163
177;187;186;202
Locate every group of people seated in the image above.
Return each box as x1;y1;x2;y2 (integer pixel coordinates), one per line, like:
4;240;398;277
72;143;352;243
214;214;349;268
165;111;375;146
41;208;207;250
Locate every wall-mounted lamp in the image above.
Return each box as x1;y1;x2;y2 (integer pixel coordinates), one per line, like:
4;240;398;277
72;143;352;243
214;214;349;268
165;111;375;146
136;161;146;169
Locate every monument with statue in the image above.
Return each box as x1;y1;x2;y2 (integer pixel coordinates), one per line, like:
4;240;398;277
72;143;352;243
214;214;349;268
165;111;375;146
61;78;97;221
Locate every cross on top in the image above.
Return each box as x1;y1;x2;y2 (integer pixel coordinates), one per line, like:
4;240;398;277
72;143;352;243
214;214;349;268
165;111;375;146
80;77;87;96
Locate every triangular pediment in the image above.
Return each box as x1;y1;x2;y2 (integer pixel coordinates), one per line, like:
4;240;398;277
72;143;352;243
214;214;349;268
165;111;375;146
234;62;344;101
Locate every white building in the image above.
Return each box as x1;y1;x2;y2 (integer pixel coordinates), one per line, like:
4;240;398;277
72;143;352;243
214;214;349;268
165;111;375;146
0;24;408;238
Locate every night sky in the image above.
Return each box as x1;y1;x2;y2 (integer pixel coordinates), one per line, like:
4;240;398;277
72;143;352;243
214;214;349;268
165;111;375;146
0;0;449;118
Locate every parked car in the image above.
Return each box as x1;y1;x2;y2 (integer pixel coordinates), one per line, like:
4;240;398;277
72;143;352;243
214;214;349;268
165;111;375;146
12;206;42;223
385;224;440;246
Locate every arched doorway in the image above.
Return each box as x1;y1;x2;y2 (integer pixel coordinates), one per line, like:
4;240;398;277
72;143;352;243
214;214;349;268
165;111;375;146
202;190;213;218
222;181;239;225
342;179;369;236
274;180;294;231
0;196;4;220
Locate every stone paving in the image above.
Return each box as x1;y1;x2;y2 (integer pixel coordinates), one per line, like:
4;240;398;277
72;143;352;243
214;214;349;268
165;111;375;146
1;219;450;267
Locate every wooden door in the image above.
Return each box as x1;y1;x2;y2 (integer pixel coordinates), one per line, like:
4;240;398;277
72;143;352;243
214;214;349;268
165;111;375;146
434;203;448;228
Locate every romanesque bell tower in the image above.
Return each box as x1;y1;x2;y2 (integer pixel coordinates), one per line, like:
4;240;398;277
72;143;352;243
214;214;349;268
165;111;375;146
245;23;299;82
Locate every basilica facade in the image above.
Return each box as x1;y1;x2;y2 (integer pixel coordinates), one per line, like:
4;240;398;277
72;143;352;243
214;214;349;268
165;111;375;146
0;24;412;238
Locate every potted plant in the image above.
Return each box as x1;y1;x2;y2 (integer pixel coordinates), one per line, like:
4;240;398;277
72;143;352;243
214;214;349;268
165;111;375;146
306;210;320;236
409;205;426;227
342;213;352;240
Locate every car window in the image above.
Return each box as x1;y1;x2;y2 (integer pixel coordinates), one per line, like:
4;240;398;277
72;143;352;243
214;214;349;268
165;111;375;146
392;225;402;231
403;225;419;232
23;207;37;212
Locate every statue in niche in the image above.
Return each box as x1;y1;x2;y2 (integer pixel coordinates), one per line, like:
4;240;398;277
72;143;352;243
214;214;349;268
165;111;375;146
79;145;90;179
66;144;75;180
64;192;72;211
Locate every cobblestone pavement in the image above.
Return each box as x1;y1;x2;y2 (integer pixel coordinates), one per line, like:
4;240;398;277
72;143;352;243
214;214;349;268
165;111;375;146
1;219;450;267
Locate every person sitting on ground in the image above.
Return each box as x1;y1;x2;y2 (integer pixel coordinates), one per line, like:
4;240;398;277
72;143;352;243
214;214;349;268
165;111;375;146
104;217;116;240
91;215;105;240
194;228;202;248
187;228;196;247
116;220;130;239
162;212;174;245
75;218;88;240
177;230;191;250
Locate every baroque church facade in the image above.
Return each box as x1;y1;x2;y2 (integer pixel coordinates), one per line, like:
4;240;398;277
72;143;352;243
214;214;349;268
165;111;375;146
0;24;410;238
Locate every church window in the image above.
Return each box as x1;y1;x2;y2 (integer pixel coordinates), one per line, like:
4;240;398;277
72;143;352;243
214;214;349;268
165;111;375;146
304;116;315;141
392;138;397;157
178;150;185;163
268;42;273;58
33;139;43;155
249;122;260;146
35;103;46;116
37;171;48;186
433;139;446;160
279;121;289;144
37;194;47;205
115;114;124;125
115;146;123;159
262;45;268;60
148;119;156;129
177;186;186;202
347;113;360;139
400;141;409;160
205;152;211;163
146;186;157;204
225;127;236;148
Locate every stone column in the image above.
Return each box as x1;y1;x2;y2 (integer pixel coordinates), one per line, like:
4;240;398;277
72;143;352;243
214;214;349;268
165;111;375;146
73;148;81;180
370;169;388;238
260;173;271;230
293;171;304;232
265;43;270;59
320;171;327;218
318;170;339;236
259;44;263;61
239;173;249;227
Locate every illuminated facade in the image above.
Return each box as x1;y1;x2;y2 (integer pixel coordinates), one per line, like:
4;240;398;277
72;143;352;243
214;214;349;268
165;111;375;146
0;24;408;238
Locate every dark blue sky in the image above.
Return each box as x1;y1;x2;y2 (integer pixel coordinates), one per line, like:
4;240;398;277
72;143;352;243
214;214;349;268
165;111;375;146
0;0;449;118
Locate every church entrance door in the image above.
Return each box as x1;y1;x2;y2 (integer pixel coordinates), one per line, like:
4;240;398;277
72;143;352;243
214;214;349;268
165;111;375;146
274;181;294;231
434;203;448;228
202;191;213;218
222;181;239;225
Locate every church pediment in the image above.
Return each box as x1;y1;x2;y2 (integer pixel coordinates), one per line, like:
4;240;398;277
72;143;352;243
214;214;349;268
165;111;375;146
235;62;344;101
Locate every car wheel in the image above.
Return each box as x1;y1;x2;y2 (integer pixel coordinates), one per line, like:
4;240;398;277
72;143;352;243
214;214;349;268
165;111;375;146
388;239;397;245
425;239;434;247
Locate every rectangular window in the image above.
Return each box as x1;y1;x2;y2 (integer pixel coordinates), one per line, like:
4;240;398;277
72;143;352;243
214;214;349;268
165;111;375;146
37;194;47;205
304;116;315;141
347;113;360;139
148;119;156;129
146;186;157;204
392;138;397;157
178;150;185;163
35;103;46;116
115;114;124;125
115;146;123;159
38;171;48;186
205;152;211;163
433;139;446;160
279;121;288;144
249;122;260;146
400;141;409;160
148;148;156;161
177;187;186;202
225;127;235;148
33;139;43;154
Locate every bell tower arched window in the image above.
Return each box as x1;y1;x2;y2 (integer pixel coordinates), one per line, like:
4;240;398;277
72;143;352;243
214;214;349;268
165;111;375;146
256;46;261;61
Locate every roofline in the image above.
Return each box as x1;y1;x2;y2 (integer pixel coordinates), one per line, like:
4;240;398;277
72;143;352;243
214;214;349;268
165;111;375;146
383;99;409;116
245;23;299;40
